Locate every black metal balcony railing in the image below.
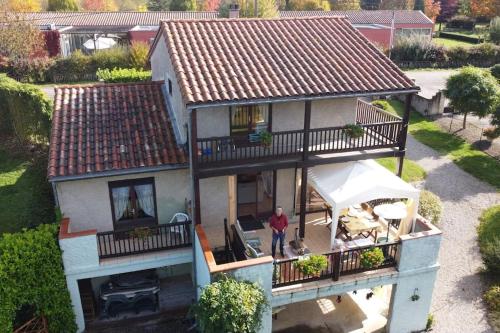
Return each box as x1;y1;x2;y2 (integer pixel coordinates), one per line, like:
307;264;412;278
196;102;404;167
96;221;192;259
272;241;399;288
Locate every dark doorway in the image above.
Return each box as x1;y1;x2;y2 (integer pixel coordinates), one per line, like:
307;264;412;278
237;171;275;221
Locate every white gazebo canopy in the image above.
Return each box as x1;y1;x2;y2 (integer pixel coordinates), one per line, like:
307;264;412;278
307;159;420;248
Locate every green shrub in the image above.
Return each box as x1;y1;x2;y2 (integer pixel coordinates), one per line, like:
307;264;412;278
372;100;390;110
0;76;51;143
293;255;328;276
0;224;77;332
491;64;500;79
418;190;443;225
96;68;152;83
481;238;500;275
129;41;150;70
484;285;500;312
49;50;92;77
447;46;470;63
490;17;500;44
91;47;130;71
193;275;267;333
467;43;500;66
360;247;385;268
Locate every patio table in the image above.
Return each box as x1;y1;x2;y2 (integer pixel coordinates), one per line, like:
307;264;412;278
337;216;381;240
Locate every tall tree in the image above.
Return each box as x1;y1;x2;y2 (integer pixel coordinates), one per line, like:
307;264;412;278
331;0;361;10
219;0;279;17
47;0;79;11
470;0;498;19
444;67;499;129
147;0;170;10
200;0;220;10
424;0;441;21
169;0;196;10
8;0;41;11
414;0;424;10
286;0;330;10
457;0;470;15
361;0;381;9
379;0;415;9
0;13;46;60
82;0;118;11
437;0;458;22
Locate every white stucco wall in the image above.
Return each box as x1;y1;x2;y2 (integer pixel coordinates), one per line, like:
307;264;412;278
199;176;229;248
197;106;230;138
194;231;211;299
56;168;190;233
150;36;188;143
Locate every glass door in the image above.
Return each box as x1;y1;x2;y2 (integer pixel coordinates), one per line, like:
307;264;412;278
237;171;275;221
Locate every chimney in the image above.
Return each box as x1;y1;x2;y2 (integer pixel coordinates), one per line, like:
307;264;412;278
228;3;240;19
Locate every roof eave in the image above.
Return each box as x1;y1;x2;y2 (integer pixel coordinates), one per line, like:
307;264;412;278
49;163;189;183
186;87;420;110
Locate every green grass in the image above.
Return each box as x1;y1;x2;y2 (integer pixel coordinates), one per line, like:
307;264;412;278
477;205;500;246
385;100;500;189
0;143;54;234
377;157;427;183
432;37;475;48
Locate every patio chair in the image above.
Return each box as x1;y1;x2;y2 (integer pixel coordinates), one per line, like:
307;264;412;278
167;213;190;243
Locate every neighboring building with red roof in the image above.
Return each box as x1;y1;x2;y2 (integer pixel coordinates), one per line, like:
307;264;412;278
22;11;219;56
280;10;434;48
50;16;441;333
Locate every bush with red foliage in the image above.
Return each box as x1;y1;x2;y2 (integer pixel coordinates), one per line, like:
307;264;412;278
44;30;61;58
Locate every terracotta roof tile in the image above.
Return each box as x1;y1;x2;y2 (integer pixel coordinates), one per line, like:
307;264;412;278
48;81;187;179
279;10;434;25
160;17;418;106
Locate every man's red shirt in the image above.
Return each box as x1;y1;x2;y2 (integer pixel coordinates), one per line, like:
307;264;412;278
269;213;288;232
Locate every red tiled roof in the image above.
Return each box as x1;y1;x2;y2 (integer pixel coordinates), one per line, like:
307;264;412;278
279;10;433;25
159;17;418;106
48;81;187;179
20;11;219;27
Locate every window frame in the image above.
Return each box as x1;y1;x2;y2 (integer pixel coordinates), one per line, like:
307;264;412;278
108;177;158;231
229;104;270;137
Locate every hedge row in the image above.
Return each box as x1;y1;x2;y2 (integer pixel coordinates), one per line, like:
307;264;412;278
2;45;149;84
0;224;76;333
0;75;51;144
391;35;500;67
438;31;484;44
96;68;152;83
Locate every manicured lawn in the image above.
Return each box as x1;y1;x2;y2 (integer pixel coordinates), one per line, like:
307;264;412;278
385;100;500;189
377;157;427;183
0;141;54;234
432;37;475;48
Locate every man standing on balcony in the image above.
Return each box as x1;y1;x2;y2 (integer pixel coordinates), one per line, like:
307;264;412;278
270;206;288;258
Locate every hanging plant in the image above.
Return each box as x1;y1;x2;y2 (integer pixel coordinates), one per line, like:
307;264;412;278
293;255;328;276
344;124;364;139
360;247;385;269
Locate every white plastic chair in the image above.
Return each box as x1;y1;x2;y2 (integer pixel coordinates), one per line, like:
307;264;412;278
168;213;190;243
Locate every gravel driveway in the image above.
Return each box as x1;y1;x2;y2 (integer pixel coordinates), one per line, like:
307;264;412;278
406;135;499;333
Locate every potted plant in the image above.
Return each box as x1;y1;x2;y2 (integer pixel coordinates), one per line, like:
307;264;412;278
293;254;328;277
259;130;272;148
344;124;364;139
360;247;385;269
129;227;153;249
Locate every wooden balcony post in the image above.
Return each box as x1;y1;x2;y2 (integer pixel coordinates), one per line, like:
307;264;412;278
397;94;413;177
190;109;201;224
299;100;311;238
332;250;341;281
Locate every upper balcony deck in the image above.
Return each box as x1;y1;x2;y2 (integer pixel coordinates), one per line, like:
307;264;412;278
194;101;404;172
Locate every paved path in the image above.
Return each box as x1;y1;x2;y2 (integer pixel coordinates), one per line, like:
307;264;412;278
406;135;499;333
405;70;458;100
